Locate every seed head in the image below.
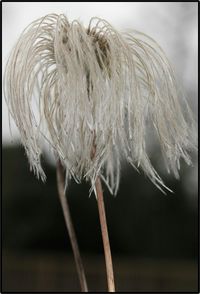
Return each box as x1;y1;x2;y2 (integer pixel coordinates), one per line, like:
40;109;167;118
4;14;197;194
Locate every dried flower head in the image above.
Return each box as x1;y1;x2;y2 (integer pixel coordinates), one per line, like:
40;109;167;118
4;14;197;194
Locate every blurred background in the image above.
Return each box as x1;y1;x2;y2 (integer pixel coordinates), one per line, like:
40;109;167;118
2;2;198;292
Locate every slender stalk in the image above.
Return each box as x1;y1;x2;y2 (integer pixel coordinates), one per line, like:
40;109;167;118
95;176;115;292
56;159;88;292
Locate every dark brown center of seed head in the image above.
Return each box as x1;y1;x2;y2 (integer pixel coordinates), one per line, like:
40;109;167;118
62;27;110;74
87;29;110;71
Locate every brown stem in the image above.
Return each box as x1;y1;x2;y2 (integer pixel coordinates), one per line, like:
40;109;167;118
56;159;88;292
95;176;115;292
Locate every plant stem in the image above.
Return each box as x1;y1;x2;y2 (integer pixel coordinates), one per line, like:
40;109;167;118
56;159;88;292
95;176;115;292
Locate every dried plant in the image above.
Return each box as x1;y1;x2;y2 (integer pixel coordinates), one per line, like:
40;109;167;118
4;13;197;194
4;13;197;292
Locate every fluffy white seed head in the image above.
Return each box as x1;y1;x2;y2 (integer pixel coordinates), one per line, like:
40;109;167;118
4;13;197;194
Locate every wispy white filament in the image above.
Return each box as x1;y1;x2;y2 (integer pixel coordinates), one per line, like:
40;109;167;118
4;14;197;194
